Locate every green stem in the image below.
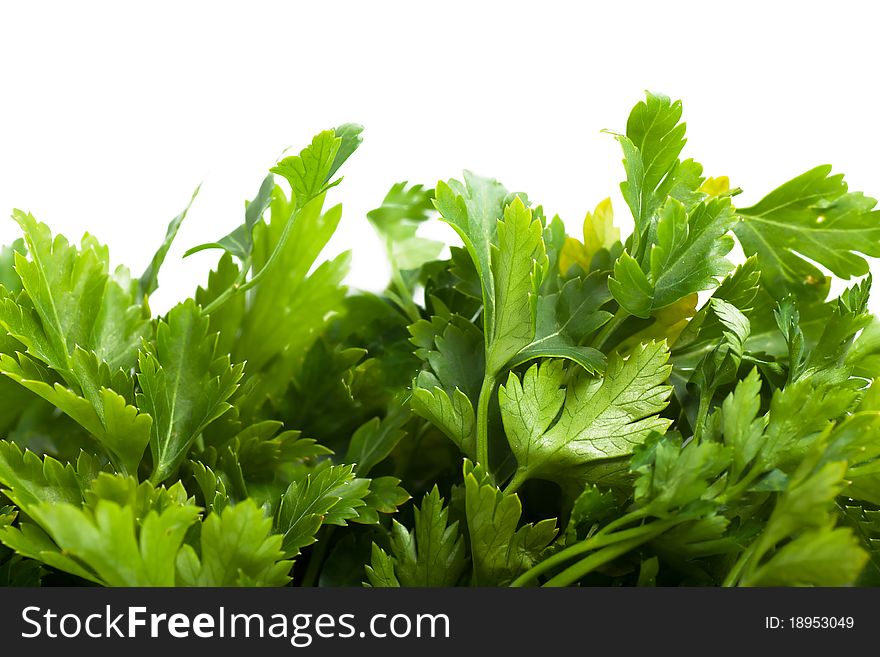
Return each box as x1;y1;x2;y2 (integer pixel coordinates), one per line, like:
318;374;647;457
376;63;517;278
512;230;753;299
542;519;680;587
510;511;655;587
476;372;496;468
845;461;880;478
724;515;777;588
692;385;715;443
201;260;250;316
543;536;652;587
722;541;758;587
593;307;629;351
201;203;305;317
719;463;765;504
385;235;421;324
504;468;530;495
390;261;421;324
301;526;335;587
596;508;650;537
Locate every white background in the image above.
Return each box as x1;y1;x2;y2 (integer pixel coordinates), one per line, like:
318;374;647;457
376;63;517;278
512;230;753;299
1;1;878;313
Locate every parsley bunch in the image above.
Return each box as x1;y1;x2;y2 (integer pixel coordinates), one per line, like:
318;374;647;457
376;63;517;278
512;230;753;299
1;94;879;587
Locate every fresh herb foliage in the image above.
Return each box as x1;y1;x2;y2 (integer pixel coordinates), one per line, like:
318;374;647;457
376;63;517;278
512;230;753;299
1;95;879;587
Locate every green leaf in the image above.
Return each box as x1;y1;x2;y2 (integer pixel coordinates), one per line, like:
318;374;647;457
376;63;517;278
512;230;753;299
409;314;483;458
194;253;245;356
542;273;613;344
848;315;880;380
0;552;43;586
0;440;88;508
464;461;557;585
364;543;400;587
410;314;484;402
840;503;880;585
275;464;370;558
0;239;26;294
610;198;736;317
765;460;847;544
632;434;729;514
358;476;410;524
232;185;350;411
809;276;871;371
514;272;610;373
824;413;880;505
0;354;151;474
609;251;654;318
648;198;736;307
2;211;150;388
231;422;332;482
9;212;108;371
189;461;228;514
139;185;200;300
184;174;274;261
565;484;617;543
499;342;672;485
346;403;411;477
327;123;364;181
743;526;868;586
508;344;605;376
755;371;860;474
739;456;867;586
410;381;476;460
368;182;442;272
614;93;700;254
83;472;193;520
0;522;103;585
774;296;806;381
27;499;200;586
137;300;243;483
672;257;761;361
176;501;291;586
434;171;509;349
486;197;548;373
369;486;466;587
734;165;880;299
691;299;751;395
270;126;359;209
718;369;766;481
0;215;151;472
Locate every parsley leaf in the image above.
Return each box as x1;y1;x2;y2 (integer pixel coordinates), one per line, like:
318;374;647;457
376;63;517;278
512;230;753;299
366;486;466;587
499;341;672;489
735;166;880;299
137;299;243;483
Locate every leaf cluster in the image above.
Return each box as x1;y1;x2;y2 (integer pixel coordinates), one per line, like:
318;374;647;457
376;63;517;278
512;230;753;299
2;94;880;588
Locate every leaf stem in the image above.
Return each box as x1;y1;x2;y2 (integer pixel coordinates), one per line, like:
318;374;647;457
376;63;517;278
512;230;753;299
720;465;763;503
503;468;530;494
544;520;681;586
692;384;715;443
201;260;250;316
593;307;629;351
722;541;758;587
510;510;656;587
389;256;421;324
201;201;307;316
301;526;334;587
476;371;496;469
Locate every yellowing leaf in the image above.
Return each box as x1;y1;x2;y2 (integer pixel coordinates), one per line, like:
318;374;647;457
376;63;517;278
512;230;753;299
653;293;699;341
559;237;591;275
583;198;619;256
700;176;730;197
617;293;699;352
558;198;620;275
